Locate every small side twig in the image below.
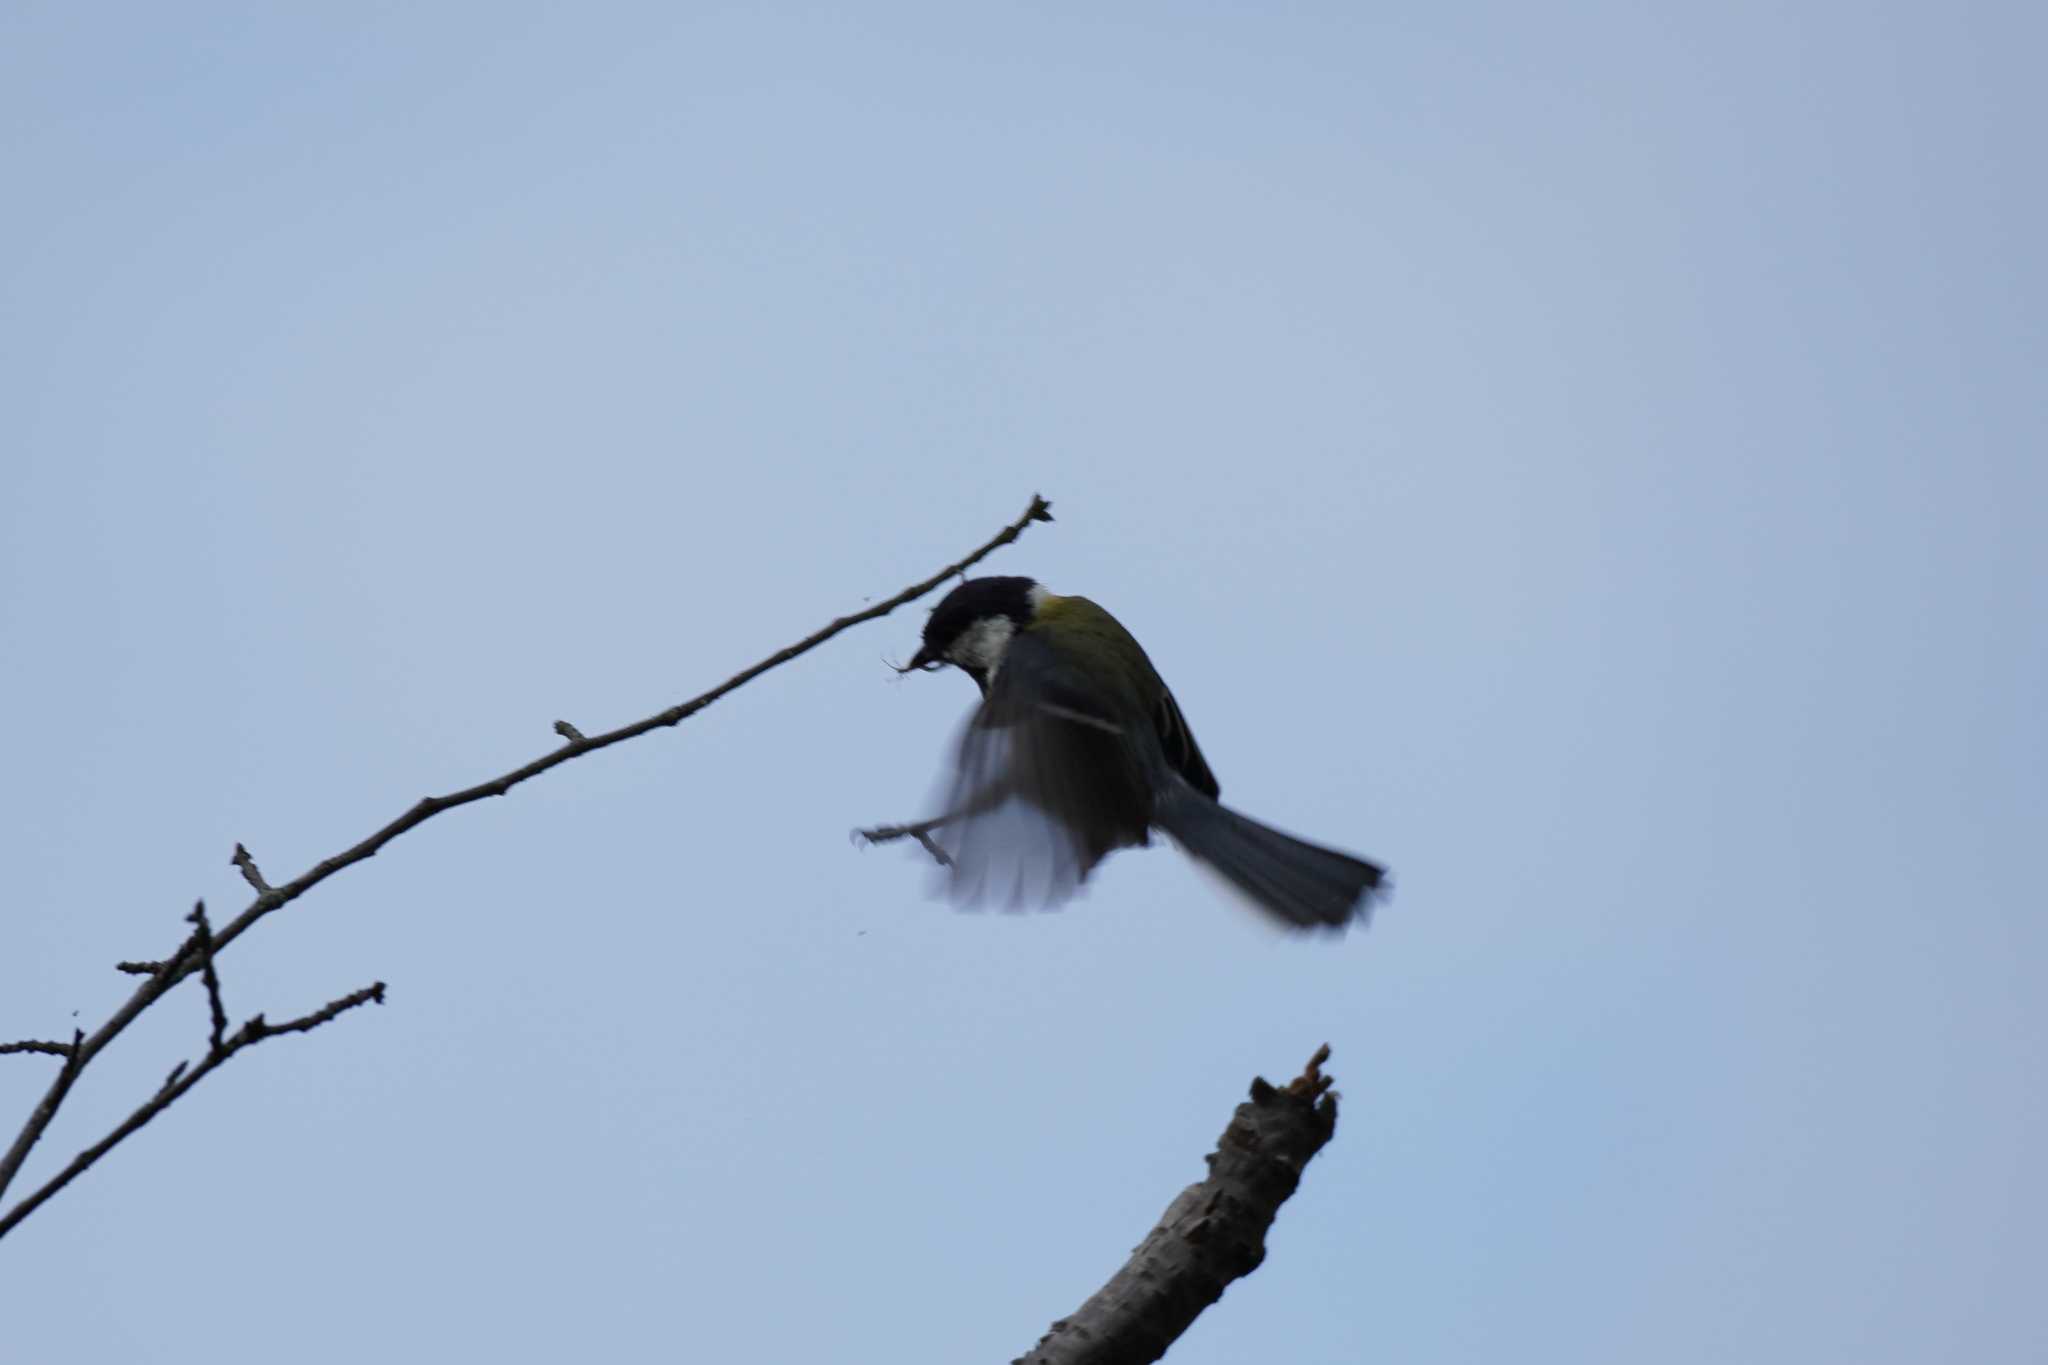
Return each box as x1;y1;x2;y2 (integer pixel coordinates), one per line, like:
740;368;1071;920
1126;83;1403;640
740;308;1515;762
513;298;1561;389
0;984;385;1238
553;720;587;743
854;816;954;867
1014;1044;1344;1365
240;982;387;1041
185;902;228;1055
114;925;209;983
230;843;273;896
0;1041;76;1059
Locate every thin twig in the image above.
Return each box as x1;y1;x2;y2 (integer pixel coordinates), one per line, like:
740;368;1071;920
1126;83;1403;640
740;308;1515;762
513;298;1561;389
185;903;228;1055
0;1041;75;1059
230;843;273;896
240;983;386;1040
0;985;384;1238
553;720;586;743
0;494;1052;1229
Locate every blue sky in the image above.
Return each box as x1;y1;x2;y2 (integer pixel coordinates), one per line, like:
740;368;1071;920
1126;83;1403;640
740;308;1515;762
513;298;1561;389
4;4;2043;1361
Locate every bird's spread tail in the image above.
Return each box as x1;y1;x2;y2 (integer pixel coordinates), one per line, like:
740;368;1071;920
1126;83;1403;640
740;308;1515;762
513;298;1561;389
1153;782;1385;929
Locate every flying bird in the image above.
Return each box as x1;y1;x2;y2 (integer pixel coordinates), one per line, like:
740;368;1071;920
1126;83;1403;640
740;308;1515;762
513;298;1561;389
898;576;1386;929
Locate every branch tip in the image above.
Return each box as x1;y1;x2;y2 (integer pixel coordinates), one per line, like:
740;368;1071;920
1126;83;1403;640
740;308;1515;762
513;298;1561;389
230;842;274;895
250;981;388;1043
1285;1043;1334;1099
1015;1043;1341;1363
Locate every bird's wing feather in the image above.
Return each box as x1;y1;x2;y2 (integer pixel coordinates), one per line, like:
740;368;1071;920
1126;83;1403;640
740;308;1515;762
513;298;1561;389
933;631;1152;907
1155;686;1219;799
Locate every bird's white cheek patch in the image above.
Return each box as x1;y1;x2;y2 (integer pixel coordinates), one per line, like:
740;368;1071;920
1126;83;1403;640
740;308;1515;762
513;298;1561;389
951;616;1016;678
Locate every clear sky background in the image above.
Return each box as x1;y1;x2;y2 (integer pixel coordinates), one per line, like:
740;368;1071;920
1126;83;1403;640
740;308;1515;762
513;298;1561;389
4;4;2042;1361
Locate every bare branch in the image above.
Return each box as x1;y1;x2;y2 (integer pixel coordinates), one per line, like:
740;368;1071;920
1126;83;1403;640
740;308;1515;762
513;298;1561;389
184;492;1049;984
0;985;385;1238
0;494;1052;1233
0;1041;76;1059
1014;1045;1343;1365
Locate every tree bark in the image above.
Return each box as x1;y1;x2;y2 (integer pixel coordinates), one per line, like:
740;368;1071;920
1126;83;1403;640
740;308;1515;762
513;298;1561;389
1015;1045;1341;1365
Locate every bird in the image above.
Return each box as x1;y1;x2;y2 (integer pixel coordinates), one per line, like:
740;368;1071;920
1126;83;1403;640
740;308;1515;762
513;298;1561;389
897;575;1385;929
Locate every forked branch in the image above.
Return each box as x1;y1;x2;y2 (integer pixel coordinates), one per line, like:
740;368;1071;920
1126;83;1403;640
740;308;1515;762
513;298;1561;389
0;494;1054;1238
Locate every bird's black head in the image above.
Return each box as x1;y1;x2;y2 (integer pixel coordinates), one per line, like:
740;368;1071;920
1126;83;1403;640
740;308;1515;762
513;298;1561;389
905;575;1040;689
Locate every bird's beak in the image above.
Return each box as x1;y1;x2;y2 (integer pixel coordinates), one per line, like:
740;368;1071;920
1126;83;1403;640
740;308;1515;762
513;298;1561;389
901;644;941;674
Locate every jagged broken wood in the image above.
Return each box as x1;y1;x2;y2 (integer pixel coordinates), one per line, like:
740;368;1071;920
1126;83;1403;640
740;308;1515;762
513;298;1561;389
1014;1045;1343;1365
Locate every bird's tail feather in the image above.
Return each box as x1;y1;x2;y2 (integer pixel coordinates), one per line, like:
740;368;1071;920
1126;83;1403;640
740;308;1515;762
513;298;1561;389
1153;782;1385;929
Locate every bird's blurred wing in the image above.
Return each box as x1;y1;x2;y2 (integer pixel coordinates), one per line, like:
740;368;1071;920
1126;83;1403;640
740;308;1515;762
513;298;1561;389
932;631;1148;908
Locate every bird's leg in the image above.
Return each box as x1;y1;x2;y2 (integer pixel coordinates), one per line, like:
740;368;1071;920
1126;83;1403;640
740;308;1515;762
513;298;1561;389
854;815;955;867
856;763;1033;869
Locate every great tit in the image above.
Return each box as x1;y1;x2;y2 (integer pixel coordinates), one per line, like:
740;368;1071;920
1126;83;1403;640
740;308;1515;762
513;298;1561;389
901;576;1386;929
